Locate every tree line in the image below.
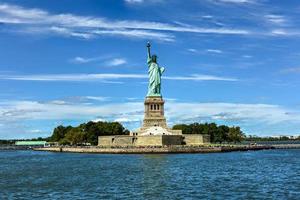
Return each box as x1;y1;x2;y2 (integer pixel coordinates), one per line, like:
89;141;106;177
49;121;245;145
245;135;300;141
49;121;129;145
48;120;299;145
173;123;245;143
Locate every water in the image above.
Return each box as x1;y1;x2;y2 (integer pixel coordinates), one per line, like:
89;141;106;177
0;150;300;200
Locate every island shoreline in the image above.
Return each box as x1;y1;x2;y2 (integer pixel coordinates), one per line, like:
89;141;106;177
33;145;283;154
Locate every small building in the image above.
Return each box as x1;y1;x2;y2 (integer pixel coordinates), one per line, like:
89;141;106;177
15;141;49;147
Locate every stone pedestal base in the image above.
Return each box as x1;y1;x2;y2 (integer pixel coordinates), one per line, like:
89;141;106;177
142;96;167;128
133;96;182;136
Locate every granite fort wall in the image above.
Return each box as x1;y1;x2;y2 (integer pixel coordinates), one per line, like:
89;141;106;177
162;135;183;145
135;135;162;146
202;135;210;143
98;136;135;147
183;134;210;146
98;136;114;146
99;135;184;146
98;134;210;147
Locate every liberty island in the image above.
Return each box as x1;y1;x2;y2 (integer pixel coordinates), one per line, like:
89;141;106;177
33;43;275;153
33;43;276;153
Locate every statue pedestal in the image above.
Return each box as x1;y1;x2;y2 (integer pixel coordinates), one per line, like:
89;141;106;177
133;96;182;136
142;96;167;129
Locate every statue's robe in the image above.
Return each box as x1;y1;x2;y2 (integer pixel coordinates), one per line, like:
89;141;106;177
147;57;165;96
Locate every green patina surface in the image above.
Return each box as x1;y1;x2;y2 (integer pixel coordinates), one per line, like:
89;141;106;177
146;42;165;97
15;141;47;146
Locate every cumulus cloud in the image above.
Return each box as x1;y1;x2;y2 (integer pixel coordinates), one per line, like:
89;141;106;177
166;102;299;124
1;99;300;138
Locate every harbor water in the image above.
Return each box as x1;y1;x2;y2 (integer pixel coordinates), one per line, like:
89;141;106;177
0;149;299;199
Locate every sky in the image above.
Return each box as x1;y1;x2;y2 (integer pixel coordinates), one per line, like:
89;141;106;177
1;0;300;139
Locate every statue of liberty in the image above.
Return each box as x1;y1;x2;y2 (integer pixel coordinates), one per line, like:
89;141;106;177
146;42;165;97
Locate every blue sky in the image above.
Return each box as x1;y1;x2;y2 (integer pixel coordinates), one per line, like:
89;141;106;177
1;0;300;139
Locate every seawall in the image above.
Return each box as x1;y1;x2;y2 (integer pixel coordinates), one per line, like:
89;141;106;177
34;145;275;154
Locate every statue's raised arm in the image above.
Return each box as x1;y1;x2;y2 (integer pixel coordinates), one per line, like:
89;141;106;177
147;42;151;63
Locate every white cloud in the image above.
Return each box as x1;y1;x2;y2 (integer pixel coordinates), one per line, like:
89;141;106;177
114;117;140;123
1;100;300;137
187;48;198;53
71;57;91;64
92;29;175;42
187;48;224;55
206;49;223;54
84;96;109;101
124;0;164;4
213;0;255;3
29;129;43;133
265;15;286;25
0;73;147;81
0;73;238;82
166;102;298;124
49;100;68;105
70;55;115;64
48;96;110;104
125;0;144;3
0;3;249;42
202;15;214;19
163;74;237;81
92;118;106;122
268;29;300;37
105;58;127;66
0;100;142;122
270;29;288;36
49;26;93;39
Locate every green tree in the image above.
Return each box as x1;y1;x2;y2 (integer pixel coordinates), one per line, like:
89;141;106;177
50;121;129;145
65;127;86;145
173;122;245;143
59;138;70;145
50;125;72;142
173;124;191;134
228;126;245;143
215;125;229;144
